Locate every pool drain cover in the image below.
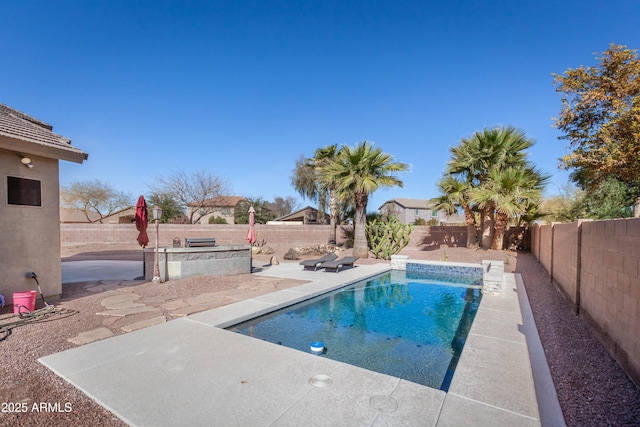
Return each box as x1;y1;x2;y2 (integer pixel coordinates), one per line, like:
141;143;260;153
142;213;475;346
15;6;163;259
369;395;398;412
308;374;333;387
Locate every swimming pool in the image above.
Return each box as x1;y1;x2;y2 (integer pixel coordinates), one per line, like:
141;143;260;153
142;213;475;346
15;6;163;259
228;266;482;391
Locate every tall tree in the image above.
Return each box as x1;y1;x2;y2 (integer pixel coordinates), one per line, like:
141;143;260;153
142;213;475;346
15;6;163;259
431;175;478;248
553;44;640;215
471;166;549;250
235;196;275;224
149;170;229;224
311;145;340;244
146;193;186;223
291;146;343;244
446;127;535;248
61;179;132;223
321;141;409;258
291;154;328;214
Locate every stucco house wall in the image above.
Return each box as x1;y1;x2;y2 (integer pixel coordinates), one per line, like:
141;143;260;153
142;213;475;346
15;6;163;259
0;104;87;304
379;198;446;224
0;151;63;302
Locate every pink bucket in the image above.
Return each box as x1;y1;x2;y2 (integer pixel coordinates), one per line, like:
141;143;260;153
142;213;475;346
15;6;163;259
13;291;37;315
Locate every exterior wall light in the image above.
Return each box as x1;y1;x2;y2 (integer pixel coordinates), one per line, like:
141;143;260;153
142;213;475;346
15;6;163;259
21;157;33;168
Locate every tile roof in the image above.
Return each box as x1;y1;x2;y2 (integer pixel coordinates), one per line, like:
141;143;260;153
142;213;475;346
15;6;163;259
0;103;87;160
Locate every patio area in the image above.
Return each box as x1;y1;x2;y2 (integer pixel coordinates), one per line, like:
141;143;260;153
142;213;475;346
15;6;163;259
39;261;563;426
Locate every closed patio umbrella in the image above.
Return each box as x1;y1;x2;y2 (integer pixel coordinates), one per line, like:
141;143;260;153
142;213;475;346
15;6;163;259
246;206;257;244
135;196;149;247
135;196;149;279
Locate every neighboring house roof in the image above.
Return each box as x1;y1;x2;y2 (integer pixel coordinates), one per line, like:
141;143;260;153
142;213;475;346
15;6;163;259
101;206;136;223
189;196;246;208
0;103;88;163
274;206;326;222
379;198;436;210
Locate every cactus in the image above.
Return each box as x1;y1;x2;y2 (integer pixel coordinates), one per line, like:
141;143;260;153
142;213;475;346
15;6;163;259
366;217;414;260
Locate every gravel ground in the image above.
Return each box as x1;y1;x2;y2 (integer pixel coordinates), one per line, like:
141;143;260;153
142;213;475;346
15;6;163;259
0;245;638;426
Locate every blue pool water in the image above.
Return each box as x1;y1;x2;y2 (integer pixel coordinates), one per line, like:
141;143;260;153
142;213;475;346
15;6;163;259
228;268;482;390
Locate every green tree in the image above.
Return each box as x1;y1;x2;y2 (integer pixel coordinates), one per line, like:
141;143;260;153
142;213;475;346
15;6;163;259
444;126;538;248
431;175;478;248
235;196;275;224
312;145;341;244
321;141;409;258
146;193;186;223
553;44;640;215
61;179;132;223
583;176;634;219
470;166;549;250
291;145;344;244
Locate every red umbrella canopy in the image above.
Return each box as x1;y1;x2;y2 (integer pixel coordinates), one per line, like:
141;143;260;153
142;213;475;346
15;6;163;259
135;196;149;248
246;206;257;244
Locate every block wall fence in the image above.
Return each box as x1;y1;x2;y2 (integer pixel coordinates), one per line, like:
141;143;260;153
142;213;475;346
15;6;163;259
531;218;640;387
60;224;473;254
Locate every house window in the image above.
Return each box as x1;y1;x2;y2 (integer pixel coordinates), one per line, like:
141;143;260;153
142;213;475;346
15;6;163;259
7;176;41;206
431;210;438;217
221;208;232;216
415;209;420;216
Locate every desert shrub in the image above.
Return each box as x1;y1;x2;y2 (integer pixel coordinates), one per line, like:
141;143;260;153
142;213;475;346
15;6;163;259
209;216;228;224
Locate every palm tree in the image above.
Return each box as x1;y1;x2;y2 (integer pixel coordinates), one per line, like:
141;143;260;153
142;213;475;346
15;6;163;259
321;141;409;258
471;166;549;250
446;127;535;248
431;175;478;248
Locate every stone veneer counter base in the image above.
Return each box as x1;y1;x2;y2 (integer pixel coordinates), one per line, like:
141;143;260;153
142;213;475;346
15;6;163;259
144;245;252;281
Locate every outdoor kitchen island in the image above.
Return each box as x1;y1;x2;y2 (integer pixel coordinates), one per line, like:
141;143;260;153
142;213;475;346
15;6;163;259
143;244;252;281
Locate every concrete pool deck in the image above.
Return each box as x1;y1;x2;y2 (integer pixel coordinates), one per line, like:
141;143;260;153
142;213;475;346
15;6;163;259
40;261;564;426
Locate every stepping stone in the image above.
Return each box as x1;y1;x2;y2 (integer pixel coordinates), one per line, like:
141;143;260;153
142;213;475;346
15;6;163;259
103;301;147;310
100;288;137;295
102;317;119;327
161;299;188;310
185;293;221;305
142;295;174;304
96;306;158;317
109;309;164;329
121;316;166;332
68;327;114;345
101;293;141;308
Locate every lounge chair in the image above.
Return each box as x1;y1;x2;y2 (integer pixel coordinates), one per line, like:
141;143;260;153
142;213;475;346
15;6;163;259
300;252;338;271
320;256;359;272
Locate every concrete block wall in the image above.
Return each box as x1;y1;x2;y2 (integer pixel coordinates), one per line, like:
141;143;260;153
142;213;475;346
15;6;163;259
61;224;472;253
552;222;581;309
538;225;553;278
532;218;640;387
61;223;350;253
408;226;467;248
579;218;640;386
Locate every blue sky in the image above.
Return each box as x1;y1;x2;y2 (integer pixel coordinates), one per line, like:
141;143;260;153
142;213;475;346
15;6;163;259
2;1;639;211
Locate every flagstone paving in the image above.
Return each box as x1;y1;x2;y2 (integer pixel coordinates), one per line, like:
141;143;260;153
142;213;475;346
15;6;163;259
61;261;312;345
121;316;167;332
68;327;114;345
